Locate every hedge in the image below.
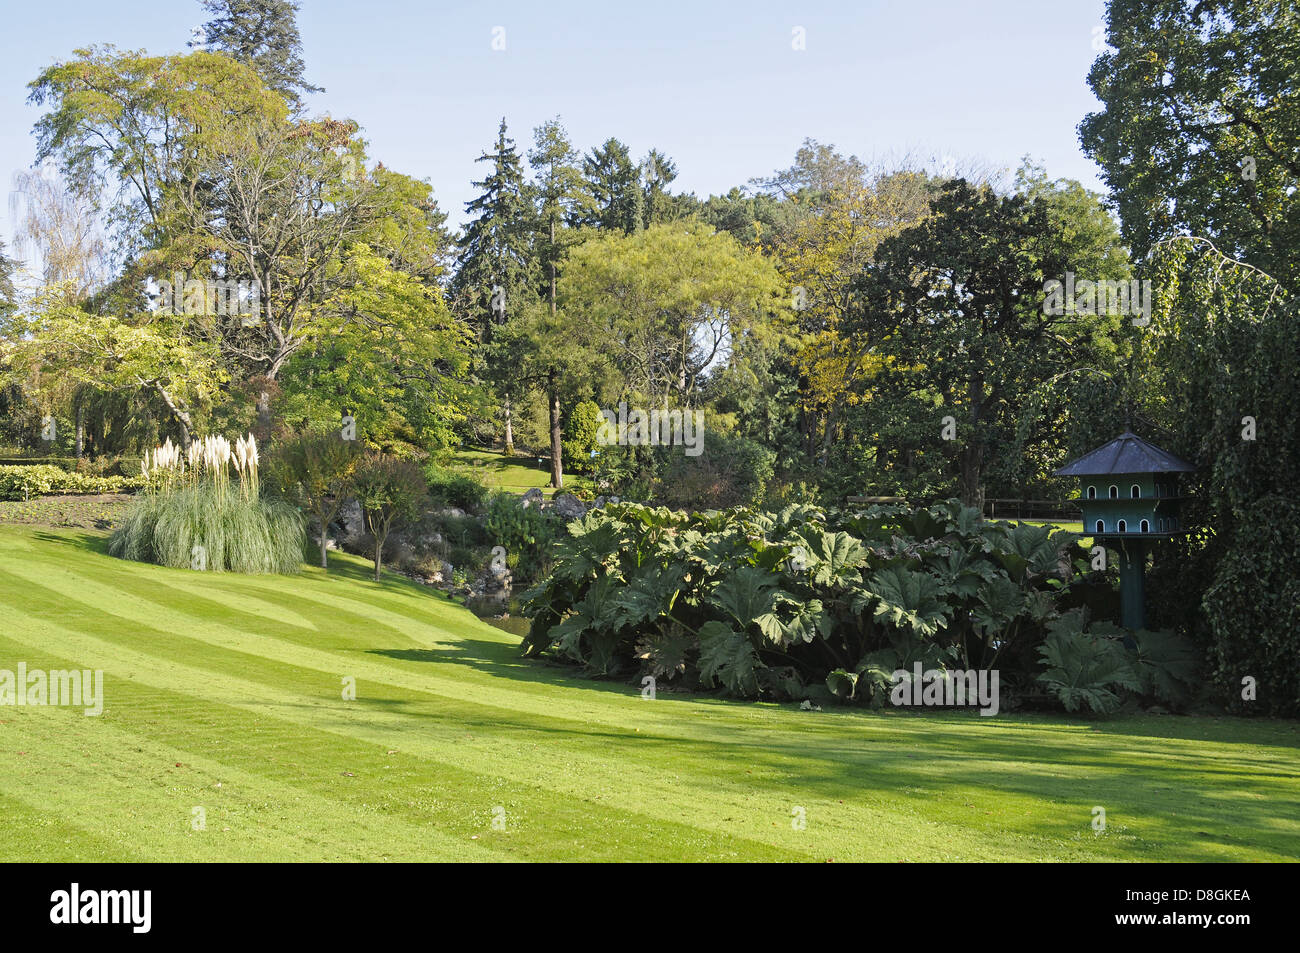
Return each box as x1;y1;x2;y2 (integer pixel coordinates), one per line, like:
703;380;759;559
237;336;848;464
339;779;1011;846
0;465;143;501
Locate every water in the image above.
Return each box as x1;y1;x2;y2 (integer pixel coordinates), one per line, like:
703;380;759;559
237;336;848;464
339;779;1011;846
462;594;530;637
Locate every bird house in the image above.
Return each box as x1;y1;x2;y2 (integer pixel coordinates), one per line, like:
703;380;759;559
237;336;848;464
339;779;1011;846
1053;432;1195;629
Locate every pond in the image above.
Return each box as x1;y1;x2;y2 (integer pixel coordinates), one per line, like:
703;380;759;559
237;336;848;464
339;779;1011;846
460;594;530;637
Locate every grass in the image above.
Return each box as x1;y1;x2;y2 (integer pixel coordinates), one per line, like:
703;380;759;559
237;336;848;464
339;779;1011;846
450;447;593;498
0;523;1297;862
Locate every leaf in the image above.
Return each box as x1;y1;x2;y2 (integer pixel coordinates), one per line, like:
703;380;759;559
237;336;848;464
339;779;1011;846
697;620;762;697
711;566;779;628
826;668;858;700
972;576;1025;636
1036;621;1140;714
853;566;950;638
1128;628;1200;704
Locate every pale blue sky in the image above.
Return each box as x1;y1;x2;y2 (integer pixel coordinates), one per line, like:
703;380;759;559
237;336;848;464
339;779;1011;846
0;0;1111;254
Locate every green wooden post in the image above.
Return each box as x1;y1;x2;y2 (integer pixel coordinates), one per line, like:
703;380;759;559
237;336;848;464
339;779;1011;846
1117;541;1148;631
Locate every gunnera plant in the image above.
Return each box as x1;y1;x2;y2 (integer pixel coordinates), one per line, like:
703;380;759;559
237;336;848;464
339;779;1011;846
109;434;304;574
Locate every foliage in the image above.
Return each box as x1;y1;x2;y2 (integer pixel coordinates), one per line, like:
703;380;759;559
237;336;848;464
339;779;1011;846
265;429;360;569
0;464;143;501
350;452;427;581
195;0;321;103
1203;495;1300;717
484;492;559;584
1080;0;1300;293
422;464;489;512
108;483;304;573
522;499;1082;704
562;400;604;474
1035;614;1141;715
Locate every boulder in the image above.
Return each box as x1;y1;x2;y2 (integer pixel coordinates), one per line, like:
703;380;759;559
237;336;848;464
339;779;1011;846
521;487;545;508
339;499;364;541
551;491;587;520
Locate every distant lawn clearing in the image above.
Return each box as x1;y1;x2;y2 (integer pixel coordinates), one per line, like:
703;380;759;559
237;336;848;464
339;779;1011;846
449;447;592;498
0;524;1296;862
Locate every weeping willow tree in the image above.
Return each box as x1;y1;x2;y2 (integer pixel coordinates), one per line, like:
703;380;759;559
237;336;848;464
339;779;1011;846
1139;237;1299;715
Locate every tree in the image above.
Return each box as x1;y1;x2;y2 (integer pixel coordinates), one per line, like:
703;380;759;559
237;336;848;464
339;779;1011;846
560;221;785;407
1080;0;1300;292
194;0;321;104
641;148;682;226
453;118;538;335
350;452;427;582
0;239;16;321
851;180;1124;508
9;163;111;456
267;429;359;568
281;243;475;455
6;294;225;447
452;118;540;453
753;143;936;461
580;138;644;234
30;48;288;260
8;164;105;303
527;117;588;313
30;48;448;443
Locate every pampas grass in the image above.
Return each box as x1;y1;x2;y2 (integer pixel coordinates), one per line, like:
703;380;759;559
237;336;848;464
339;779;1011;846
110;433;304;574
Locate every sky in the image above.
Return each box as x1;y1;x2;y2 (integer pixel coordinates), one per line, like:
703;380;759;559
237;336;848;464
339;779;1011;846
0;0;1112;264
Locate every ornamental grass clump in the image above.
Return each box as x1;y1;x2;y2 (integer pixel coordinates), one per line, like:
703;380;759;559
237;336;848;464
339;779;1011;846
110;433;303;574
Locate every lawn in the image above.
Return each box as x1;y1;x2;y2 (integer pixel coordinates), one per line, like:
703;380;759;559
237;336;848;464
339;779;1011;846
449;447;593;498
0;523;1296;862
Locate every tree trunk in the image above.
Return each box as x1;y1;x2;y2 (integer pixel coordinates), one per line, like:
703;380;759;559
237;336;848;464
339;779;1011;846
373;540;383;582
75;403;85;460
319;517;329;569
153;381;193;448
503;394;514;455
548;372;563;489
256;390;272;445
549;217;558;316
958;448;984;511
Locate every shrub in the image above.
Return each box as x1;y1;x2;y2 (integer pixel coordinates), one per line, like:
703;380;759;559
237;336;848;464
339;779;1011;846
1203;495;1300;716
1035;614;1141;715
0;464;143;500
484;491;558;584
109;484;303;573
522;500;1082;704
423;463;488;512
592;433;777;510
562;400;604;475
108;434;304;574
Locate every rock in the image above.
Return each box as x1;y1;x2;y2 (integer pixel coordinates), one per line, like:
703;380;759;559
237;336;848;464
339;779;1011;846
551;491;587;520
339;499;364;540
592;495;606;508
521;487;545;508
609;495;621;504
438;506;465;519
